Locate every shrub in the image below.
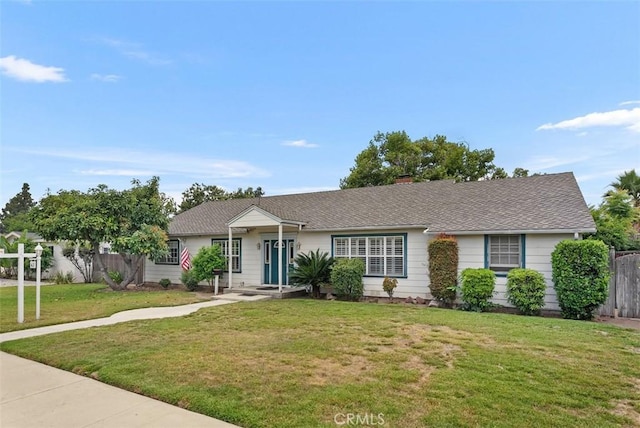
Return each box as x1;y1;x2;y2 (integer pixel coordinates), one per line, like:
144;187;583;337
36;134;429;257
53;271;75;284
192;245;227;287
551;240;610;320
330;258;365;301
428;235;459;304
159;278;171;289
181;270;200;291
460;268;496;312
289;250;334;298
506;268;546;315
108;270;123;285
382;276;398;298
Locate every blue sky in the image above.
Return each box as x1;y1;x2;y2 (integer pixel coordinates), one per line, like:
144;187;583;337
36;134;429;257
1;1;639;209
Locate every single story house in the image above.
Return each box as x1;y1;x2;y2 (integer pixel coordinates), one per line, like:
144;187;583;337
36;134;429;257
145;172;596;310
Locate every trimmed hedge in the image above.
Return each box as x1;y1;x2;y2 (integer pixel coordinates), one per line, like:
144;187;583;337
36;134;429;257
506;268;546;315
460;268;495;312
551;240;610;320
330;258;365;301
428;235;459;304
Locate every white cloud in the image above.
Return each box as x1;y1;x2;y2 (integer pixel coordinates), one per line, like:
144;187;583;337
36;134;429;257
271;186;337;195
619;100;640;106
282;139;319;148
13;147;271;179
0;55;68;83
536;107;640;133
98;37;171;66
524;155;590;172
77;169;156;176
90;73;122;83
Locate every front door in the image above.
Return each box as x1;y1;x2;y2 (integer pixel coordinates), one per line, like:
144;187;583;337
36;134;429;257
263;239;294;285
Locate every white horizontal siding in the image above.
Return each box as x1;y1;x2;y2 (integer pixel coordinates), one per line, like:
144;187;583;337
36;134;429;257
144;230;572;310
524;234;573;311
230;210;279;227
303;230;430;299
454;234;572;310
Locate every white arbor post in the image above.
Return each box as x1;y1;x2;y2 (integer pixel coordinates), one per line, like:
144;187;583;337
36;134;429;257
228;227;233;290
35;244;43;320
17;244;25;323
0;243;39;323
278;223;283;293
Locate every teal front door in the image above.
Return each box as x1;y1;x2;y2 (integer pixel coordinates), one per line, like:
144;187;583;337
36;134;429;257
264;240;294;285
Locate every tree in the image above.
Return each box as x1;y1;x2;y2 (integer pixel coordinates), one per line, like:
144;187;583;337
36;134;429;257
178;183;264;212
0;183;36;233
31;177;170;290
587;190;640;250
62;241;95;283
608;169;640;207
289;250;334;298
0;233;53;279
340;131;519;188
191;244;227;287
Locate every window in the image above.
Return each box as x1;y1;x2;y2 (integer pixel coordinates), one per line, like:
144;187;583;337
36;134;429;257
212;239;241;273
156;240;179;264
333;235;406;277
486;235;524;273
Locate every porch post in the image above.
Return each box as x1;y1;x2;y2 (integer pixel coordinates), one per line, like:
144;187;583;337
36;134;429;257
278;223;283;292
228;227;233;290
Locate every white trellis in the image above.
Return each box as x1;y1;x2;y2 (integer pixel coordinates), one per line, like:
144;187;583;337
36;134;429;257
0;243;43;323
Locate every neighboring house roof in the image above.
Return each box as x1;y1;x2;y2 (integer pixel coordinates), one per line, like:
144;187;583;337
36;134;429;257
169;172;596;236
3;231;45;242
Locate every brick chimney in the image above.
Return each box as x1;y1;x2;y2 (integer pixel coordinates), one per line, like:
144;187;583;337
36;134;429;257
395;174;413;184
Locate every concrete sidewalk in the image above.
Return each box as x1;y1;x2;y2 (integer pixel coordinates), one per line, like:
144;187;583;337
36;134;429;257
0;293;269;428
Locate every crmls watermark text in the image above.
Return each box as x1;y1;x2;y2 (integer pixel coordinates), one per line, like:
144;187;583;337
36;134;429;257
334;413;385;426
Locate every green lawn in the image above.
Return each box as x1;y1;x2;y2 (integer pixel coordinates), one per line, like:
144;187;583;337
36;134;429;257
0;284;205;333
1;300;639;427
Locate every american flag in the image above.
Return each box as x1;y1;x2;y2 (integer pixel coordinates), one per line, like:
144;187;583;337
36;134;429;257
180;247;192;270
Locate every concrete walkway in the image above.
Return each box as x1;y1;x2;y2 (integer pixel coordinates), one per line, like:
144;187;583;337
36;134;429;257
0;293;269;428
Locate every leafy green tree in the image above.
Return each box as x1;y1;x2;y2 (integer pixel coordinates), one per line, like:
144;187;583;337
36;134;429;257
31;177;170;290
179;183;264;212
289;250;334;298
0;233;53;279
512;167;530;178
0;183;36;233
191;244;227;287
62;241;94;283
608;169;640;207
340;131;520;188
587;190;640;250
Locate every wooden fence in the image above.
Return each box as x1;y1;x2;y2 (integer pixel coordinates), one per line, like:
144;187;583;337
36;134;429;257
599;250;640;318
92;254;145;285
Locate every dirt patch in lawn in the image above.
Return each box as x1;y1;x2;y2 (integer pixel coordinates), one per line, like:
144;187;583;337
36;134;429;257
609;377;640;426
308;324;475;388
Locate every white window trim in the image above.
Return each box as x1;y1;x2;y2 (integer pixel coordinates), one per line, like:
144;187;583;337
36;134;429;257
332;234;406;278
212;238;241;273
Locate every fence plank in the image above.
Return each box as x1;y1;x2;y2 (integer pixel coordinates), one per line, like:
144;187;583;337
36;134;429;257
598;248;617;317
616;254;640;318
92;254;144;285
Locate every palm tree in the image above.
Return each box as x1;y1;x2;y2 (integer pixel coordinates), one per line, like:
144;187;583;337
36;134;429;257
289;249;334;298
609;170;640;207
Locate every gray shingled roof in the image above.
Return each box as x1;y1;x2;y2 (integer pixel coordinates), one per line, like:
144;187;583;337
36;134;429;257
169;172;596;236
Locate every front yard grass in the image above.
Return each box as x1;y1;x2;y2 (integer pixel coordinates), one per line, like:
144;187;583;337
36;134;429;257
1;299;639;427
0;284;205;333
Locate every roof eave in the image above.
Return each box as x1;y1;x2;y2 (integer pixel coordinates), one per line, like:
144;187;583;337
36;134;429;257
427;228;597;236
